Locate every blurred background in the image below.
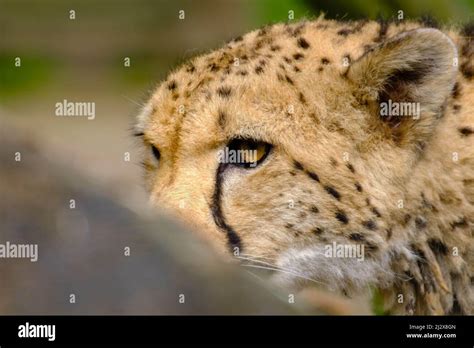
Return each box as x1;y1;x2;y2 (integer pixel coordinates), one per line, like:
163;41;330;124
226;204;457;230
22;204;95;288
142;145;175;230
0;0;473;314
1;0;473;210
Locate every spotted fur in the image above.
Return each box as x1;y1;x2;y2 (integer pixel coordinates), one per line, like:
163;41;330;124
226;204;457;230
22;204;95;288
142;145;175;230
136;16;474;315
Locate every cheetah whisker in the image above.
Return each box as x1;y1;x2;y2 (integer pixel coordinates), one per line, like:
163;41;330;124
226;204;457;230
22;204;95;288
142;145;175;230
236;255;300;274
243;269;267;283
238;253;278;262
122;95;145;108
240;263;327;286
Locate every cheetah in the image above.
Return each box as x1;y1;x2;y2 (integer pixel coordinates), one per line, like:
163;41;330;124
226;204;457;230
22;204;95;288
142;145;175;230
135;16;474;315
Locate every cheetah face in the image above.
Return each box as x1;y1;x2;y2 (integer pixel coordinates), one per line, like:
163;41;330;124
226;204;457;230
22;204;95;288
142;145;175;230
136;23;458;293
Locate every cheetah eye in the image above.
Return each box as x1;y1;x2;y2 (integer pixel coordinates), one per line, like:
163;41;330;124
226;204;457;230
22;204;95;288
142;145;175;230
150;144;161;162
227;138;272;169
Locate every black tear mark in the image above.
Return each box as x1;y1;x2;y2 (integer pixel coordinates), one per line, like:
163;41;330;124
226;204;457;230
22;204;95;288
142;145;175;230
217;86;232;98
211;164;242;251
427;238;448;256
459;127;473;136
335;210;349;224
297;37;310;49
349;233;365;241
362;220;377;231
324;186;341;200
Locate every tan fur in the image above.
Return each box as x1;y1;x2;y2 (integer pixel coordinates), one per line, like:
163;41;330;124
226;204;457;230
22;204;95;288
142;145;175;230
136;16;474;314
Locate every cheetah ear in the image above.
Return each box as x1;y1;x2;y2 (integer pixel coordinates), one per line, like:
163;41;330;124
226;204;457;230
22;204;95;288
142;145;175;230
347;28;458;146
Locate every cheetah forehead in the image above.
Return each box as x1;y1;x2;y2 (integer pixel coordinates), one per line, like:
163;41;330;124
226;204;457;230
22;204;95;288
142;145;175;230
136;18;398;127
138;17;469;133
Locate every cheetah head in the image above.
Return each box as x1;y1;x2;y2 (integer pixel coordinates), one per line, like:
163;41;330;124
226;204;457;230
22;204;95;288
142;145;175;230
135;23;458;297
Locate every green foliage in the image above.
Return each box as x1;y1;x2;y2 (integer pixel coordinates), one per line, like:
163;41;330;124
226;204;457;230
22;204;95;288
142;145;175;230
253;0;315;24
304;0;473;22
371;287;390;315
114;52;171;87
252;0;473;25
0;54;55;98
